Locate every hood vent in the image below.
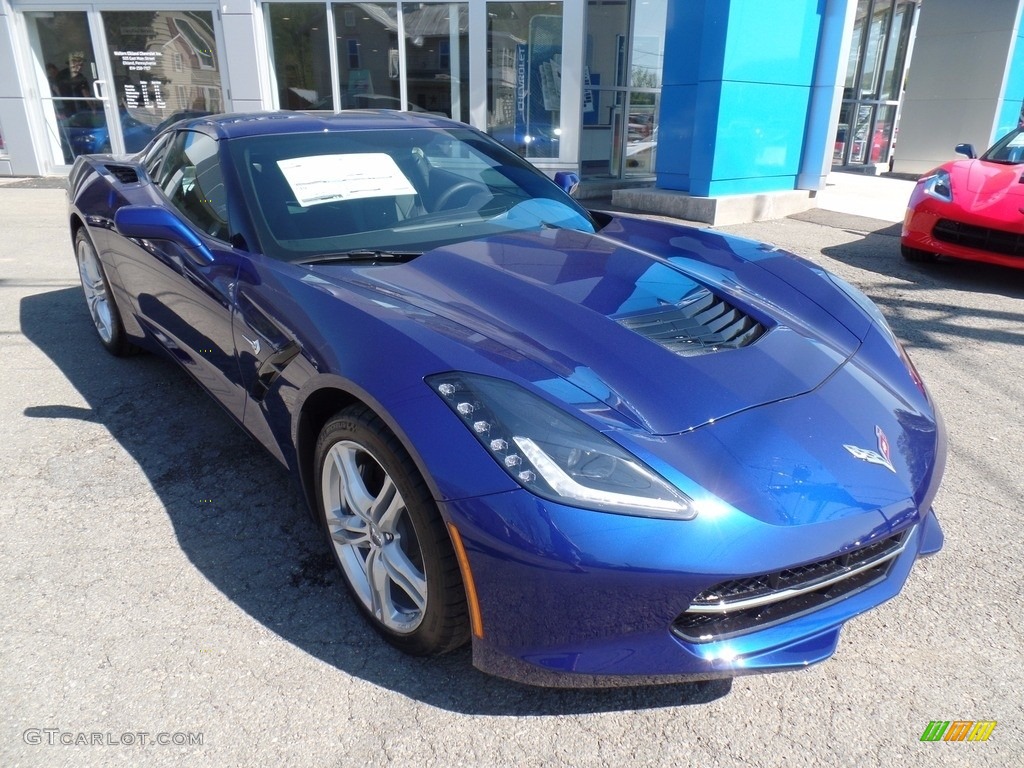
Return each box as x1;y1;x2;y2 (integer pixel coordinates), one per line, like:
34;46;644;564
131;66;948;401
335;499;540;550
616;289;765;357
104;164;140;185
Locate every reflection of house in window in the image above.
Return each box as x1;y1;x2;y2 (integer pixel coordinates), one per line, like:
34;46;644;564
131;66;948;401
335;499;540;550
346;39;360;69
173;17;215;69
173;52;184;72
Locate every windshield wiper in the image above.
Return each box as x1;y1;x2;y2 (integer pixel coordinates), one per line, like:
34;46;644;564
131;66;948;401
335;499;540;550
296;249;420;266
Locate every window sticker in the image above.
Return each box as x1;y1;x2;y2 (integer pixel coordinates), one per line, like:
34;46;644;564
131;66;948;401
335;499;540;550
277;153;416;207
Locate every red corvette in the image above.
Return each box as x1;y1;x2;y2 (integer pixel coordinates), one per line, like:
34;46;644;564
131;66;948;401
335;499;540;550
901;128;1024;269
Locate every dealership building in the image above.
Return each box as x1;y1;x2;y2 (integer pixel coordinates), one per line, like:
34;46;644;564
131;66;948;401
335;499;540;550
2;0;1023;221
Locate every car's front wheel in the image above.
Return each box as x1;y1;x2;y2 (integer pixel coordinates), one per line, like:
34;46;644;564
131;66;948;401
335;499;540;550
314;405;469;655
900;243;939;263
75;228;138;356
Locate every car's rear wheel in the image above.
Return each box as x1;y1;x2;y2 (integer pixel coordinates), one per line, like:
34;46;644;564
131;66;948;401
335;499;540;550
75;229;139;356
900;243;939;263
314;405;469;655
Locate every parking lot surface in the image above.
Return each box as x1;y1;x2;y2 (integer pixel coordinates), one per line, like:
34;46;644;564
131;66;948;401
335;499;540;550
1;183;1021;767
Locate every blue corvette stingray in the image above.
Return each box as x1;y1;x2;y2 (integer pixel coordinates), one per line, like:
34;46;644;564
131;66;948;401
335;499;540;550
68;111;945;687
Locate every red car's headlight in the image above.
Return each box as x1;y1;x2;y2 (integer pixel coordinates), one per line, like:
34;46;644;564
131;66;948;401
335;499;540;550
921;169;953;202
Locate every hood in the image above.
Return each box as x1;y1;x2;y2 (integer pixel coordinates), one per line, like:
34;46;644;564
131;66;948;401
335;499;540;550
322;227;861;434
660;342;944;528
953;158;1024;216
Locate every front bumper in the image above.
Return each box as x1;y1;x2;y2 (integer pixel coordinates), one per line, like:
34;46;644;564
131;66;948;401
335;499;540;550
443;489;943;687
902;195;1024;269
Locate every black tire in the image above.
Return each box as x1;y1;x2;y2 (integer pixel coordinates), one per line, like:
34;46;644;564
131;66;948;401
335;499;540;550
74;228;140;356
314;404;469;655
900;243;939;263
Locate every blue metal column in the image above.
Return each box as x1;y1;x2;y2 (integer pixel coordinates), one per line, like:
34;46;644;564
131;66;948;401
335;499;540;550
656;0;852;197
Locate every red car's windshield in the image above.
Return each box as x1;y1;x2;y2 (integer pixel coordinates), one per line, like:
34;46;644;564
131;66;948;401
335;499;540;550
981;128;1024;164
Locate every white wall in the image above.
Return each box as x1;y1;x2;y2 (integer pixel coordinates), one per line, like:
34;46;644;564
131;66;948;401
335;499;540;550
894;0;1021;175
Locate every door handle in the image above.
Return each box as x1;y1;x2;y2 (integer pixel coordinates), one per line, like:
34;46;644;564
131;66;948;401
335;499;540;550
92;79;106;100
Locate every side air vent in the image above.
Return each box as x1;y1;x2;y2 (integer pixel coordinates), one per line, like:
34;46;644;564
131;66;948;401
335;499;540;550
104;164;140;185
616;289;766;357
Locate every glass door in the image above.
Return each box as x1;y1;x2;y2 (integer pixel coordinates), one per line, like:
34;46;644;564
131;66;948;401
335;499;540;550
27;11;114;166
581;0;666;179
27;9;225;170
101;10;224;149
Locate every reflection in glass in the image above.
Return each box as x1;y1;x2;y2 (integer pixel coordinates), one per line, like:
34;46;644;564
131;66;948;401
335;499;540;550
582;0;665;179
836;0;915;168
267;4;331;109
880;4;913;101
487;3;563;159
333;3;401;109
850;104;874;164
402;3;469;121
102;11;222;151
873;104;896;165
625;92;659;176
859;0;893;99
29;11;107;164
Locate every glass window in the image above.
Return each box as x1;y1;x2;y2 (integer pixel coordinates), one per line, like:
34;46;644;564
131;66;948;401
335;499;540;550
267;4;332;109
859;0;893;99
582;0;665;179
102;11;223;151
160;131;229;241
849;104;875;164
28;11;109;163
333;3;401;109
629;0;666;90
879;2;914;101
141;131;174;179
402;3;469;121
231;127;593;261
487;3;564;159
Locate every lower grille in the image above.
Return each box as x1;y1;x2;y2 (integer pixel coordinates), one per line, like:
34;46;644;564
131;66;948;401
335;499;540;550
933;219;1024;258
672;530;908;644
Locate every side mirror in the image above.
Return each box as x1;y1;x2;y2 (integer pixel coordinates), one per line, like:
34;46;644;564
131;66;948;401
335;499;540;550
554;171;581;197
954;143;976;159
115;205;208;255
114;205;258;284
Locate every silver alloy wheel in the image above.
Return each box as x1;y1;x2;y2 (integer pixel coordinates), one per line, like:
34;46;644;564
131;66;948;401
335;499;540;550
76;235;115;344
321;440;428;633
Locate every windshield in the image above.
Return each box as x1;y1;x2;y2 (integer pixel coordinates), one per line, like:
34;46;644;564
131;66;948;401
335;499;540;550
229;127;596;262
981;128;1024;164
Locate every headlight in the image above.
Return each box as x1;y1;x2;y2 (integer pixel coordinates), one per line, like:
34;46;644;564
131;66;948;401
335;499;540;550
921;169;952;202
428;373;695;519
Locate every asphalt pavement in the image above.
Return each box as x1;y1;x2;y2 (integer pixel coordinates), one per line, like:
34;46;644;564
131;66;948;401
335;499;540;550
1;174;1021;767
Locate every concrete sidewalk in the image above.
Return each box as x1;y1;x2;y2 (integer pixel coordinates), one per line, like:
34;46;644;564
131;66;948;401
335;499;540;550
813;171;917;224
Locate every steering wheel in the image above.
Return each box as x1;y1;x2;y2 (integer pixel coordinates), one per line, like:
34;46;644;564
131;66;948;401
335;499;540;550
434;180;490;211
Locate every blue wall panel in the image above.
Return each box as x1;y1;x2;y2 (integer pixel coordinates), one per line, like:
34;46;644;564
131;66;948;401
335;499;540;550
712;82;811;180
995;31;1024;139
721;0;821;85
656;0;840;198
655;84;699;190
